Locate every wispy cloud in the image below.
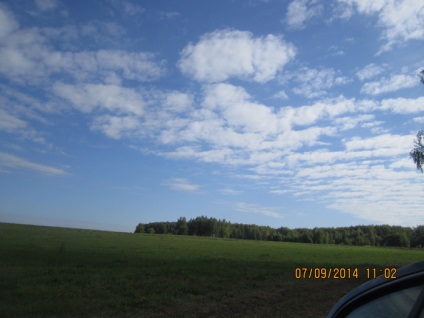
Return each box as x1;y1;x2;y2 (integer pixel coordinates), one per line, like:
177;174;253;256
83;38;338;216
108;0;145;16
356;63;385;81
0;152;68;176
285;0;323;29
289;66;349;98
286;0;323;29
165;178;200;192
35;0;58;12
220;188;242;195
0;11;163;85
235;202;283;219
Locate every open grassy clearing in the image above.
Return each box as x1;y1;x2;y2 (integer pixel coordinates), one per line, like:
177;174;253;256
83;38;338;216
1;223;423;317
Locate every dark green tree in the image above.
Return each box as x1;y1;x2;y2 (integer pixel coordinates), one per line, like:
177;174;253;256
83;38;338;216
313;228;326;244
217;219;231;238
384;233;410;248
411;226;424;247
134;223;145;233
176;217;189;235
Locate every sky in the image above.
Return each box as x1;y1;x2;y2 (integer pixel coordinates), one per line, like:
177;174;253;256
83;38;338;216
0;0;424;233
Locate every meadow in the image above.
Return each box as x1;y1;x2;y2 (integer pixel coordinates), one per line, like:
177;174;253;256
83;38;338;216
1;223;423;317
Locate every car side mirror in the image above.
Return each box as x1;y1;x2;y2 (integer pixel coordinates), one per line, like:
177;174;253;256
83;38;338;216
327;261;424;318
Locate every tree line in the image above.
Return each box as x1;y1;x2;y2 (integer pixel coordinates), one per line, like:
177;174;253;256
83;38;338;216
135;216;424;248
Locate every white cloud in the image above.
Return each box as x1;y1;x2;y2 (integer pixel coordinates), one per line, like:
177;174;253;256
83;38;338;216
0;85;54;144
0;29;46;83
274;130;424;225
0;152;68;176
46;50;164;83
287;96;362;126
361;74;418;95
390;158;413;170
380;96;424;113
333;114;375;131
91;115;141;139
286;0;323;29
178;29;296;83
163;92;193;113
272;90;289;100
155;88;420;170
289;67;349;98
235;202;283;219
0;108;27;132
220;188;242;195
413;117;424;124
202;83;280;134
339;0;424;51
285;158;424;225
166;178;200;192
344;134;413;151
0;15;164;84
53;83;146;115
87;50;163;82
356;63;385;81
0;4;18;39
169;84;343;156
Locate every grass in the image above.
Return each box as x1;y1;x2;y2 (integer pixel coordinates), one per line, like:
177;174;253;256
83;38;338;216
1;223;423;317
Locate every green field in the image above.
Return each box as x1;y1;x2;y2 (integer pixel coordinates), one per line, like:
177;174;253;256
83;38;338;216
1;223;423;317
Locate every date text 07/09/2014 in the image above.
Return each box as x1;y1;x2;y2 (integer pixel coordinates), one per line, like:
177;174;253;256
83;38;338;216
294;267;397;279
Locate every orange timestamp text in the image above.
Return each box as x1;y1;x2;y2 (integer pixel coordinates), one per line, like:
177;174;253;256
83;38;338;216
294;267;398;279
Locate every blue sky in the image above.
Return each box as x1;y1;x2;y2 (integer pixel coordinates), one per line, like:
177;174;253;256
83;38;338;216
1;0;424;232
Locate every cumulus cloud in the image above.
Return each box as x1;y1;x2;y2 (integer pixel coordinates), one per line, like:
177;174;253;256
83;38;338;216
178;29;296;83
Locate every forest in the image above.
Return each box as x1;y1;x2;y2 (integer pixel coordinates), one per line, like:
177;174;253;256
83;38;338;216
135;216;424;248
